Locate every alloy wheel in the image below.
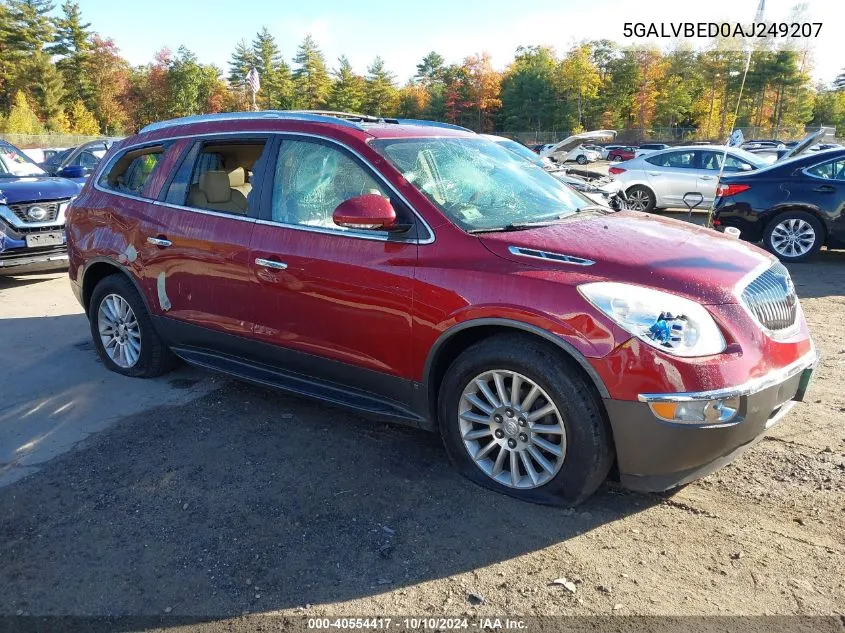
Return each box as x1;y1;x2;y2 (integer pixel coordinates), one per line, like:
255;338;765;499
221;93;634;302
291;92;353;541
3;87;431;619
97;293;142;368
627;188;650;211
458;370;567;489
770;218;815;258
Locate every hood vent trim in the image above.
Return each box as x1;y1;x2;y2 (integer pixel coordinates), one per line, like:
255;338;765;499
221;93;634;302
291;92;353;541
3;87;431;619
507;246;594;266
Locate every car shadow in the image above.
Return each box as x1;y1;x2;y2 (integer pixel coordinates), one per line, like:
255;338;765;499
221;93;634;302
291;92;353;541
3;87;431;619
0;366;657;620
786;248;845;300
0;270;68;289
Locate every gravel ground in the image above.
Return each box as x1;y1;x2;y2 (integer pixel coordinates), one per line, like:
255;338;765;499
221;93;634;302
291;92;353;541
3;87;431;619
0;250;844;623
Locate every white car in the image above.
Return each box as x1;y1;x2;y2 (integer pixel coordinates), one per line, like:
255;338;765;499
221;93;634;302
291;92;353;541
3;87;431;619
608;145;767;211
633;143;670;158
540;130;616;165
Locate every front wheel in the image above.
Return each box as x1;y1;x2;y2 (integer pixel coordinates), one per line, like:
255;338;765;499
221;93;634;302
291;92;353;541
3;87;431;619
763;211;824;262
438;335;614;506
610;155;622;162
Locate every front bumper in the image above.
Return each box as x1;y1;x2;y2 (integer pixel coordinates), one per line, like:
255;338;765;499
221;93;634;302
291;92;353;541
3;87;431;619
0;250;68;275
605;349;818;492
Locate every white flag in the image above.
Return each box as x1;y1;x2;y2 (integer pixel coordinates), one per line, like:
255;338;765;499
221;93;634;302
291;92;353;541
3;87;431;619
754;0;765;22
728;129;744;147
246;67;260;92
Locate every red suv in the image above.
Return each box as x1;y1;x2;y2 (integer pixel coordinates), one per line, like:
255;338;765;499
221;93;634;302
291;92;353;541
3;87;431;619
607;146;636;162
66;111;817;505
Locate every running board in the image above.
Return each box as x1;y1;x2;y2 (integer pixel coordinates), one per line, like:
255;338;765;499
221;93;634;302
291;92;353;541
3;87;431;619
170;346;426;426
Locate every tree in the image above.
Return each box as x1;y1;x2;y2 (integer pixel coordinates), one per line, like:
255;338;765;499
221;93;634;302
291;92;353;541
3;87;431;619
415;51;445;87
397;82;429;119
363;56;399;116
292;34;331;109
86;36;129;134
5;90;43;134
463;53;501;131
326;56;364;112
4;0;55;54
167;46;204;117
29;50;65;124
499;46;559;134
47;107;70;133
251;27;293;109
49;0;92;106
835;69;845;91
228;39;256;91
558;44;602;131
68;98;99;134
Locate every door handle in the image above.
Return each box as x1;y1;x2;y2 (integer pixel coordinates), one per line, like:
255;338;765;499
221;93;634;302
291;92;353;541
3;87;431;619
647;172;661;176
700;176;714;181
255;258;288;270
813;185;835;193
146;236;172;247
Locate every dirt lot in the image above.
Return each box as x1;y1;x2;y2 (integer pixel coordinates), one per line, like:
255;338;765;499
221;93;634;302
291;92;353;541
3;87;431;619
0;250;844;622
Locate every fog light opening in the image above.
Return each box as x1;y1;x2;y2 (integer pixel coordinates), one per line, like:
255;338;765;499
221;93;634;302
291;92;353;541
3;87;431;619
649;396;740;424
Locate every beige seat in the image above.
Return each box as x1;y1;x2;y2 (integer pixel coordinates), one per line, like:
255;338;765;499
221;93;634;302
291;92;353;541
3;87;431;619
188;170;247;214
228;167;253;209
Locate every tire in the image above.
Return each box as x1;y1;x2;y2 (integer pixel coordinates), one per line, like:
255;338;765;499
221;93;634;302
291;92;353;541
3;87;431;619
89;273;177;378
763;211;824;263
438;334;614;506
625;185;656;212
576;154;588;165
610;154;622;162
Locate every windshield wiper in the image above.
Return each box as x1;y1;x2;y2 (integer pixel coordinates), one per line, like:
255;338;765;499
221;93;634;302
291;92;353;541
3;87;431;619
467;215;575;234
575;204;612;214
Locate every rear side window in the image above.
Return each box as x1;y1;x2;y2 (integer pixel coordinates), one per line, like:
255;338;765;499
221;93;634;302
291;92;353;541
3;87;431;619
646;151;695;168
806;158;845;181
99;146;166;198
163;138;268;216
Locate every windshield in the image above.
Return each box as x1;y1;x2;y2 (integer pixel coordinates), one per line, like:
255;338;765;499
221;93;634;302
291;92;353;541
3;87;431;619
491;137;545;167
371;137;588;232
0;142;47;177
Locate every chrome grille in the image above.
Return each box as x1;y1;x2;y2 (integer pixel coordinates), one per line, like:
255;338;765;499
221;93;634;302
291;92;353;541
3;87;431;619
740;262;798;332
8;200;66;223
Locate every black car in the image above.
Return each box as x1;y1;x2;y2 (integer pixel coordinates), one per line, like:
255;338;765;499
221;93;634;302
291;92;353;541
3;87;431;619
713;148;845;262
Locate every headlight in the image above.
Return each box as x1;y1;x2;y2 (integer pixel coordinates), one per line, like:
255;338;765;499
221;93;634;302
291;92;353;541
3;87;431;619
578;282;726;357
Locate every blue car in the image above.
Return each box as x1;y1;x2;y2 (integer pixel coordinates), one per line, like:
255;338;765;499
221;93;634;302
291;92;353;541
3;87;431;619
0;140;82;275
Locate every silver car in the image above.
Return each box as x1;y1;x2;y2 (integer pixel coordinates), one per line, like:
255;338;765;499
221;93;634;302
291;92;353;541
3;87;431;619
610;145;767;211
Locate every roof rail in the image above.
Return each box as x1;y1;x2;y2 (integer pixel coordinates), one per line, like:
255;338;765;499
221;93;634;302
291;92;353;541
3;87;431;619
138;110;366;134
138;110;477;135
394;119;474;133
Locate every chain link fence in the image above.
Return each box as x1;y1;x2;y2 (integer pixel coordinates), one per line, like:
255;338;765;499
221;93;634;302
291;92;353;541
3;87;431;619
0;133;106;149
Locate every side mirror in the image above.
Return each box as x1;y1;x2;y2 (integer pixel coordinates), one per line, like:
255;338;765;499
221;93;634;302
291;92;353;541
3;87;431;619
333;194;399;231
58;165;86;179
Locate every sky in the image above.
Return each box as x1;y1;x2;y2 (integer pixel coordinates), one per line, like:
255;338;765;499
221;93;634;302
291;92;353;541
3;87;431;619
68;0;843;85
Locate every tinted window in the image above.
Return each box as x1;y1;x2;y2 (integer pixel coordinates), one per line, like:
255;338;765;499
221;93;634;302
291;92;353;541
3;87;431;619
700;152;754;172
806;158;845;180
99;146;165;197
164;138;267;216
270;139;393;230
646;151;696;168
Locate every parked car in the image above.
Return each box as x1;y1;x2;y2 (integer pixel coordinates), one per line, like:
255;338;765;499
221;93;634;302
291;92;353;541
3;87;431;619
67;111;816;505
634;143;670;157
609;145;768;211
600;144;624;159
607;146;636;162
540;130;616;165
713;148;845;262
740;140;786;151
481;134;628;210
41;138;121;182
0;140;81;275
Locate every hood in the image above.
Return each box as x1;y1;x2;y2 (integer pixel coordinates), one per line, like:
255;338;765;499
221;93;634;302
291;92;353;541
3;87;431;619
478;211;773;305
540;130;616;160
778;129;825;161
0;176;82;205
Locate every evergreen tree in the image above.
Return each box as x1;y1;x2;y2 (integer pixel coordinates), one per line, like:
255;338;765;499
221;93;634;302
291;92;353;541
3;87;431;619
5;0;55;54
49;0;92;106
251;27;293;109
167;46;204;117
47;107;70;133
292;34;331;109
363;56;398;116
68;98;99;134
29;50;65;123
228;39;256;89
5;90;43;134
834;68;845;91
326;56;364;113
415;51;445;87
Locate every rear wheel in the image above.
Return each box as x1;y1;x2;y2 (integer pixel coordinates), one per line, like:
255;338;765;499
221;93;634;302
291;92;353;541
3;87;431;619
763;211;824;262
438;335;614;506
626;185;656;212
610;154;622;162
576;154;588;165
89;274;176;377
